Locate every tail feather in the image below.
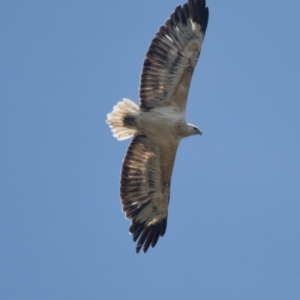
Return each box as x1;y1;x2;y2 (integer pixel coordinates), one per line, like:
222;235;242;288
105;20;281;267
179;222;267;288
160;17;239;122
106;98;139;140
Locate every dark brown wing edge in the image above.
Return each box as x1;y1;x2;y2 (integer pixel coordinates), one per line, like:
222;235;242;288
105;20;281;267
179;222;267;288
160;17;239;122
120;135;168;254
139;0;209;110
129;217;167;254
188;0;209;32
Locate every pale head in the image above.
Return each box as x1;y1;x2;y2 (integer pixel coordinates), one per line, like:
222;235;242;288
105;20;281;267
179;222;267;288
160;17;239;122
187;123;202;137
177;122;202;138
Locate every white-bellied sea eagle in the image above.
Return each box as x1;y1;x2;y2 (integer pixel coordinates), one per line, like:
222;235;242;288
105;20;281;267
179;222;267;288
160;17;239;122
106;0;209;253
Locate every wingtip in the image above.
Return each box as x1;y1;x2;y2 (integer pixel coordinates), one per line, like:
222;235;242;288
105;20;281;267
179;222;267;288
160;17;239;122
136;245;142;254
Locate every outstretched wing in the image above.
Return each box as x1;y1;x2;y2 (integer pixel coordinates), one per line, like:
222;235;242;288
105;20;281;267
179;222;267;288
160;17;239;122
139;0;209;111
120;135;179;253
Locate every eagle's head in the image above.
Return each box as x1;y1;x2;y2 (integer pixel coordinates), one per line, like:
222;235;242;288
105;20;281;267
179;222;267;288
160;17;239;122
186;123;202;137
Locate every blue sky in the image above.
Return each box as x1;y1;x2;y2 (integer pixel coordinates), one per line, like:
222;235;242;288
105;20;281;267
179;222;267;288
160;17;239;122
1;0;300;299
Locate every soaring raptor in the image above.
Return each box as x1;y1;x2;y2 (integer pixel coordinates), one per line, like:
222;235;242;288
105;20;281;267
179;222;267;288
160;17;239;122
106;0;209;253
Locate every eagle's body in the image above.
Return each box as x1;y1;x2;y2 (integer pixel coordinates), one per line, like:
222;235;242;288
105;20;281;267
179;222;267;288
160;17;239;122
130;104;197;139
106;0;209;253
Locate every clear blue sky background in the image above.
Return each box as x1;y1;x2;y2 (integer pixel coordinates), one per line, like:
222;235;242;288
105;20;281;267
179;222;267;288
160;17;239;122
1;0;300;299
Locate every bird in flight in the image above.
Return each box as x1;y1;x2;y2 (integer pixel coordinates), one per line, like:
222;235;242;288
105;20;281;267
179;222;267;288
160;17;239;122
106;0;209;253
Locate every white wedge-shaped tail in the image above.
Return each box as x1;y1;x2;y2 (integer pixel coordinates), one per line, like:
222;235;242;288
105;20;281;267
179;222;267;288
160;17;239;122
106;98;139;140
